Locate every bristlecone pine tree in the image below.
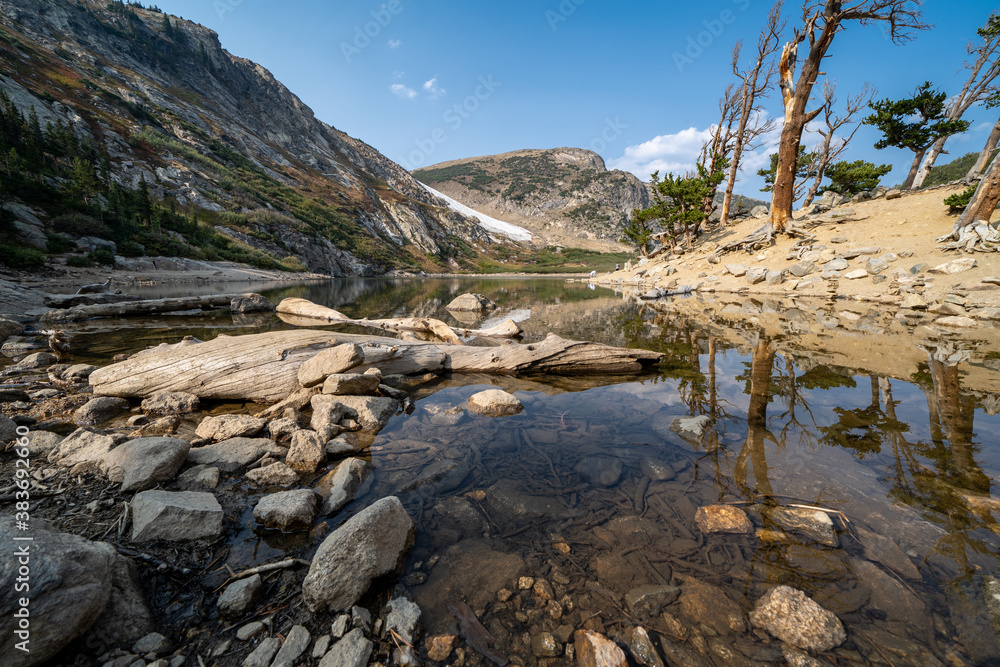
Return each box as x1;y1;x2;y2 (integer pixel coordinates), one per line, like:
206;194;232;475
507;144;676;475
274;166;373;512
768;0;927;233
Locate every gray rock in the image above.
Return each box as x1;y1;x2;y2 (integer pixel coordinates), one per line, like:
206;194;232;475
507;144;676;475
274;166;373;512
765;506;838;546
385;597;422;644
467;389;523;417
287;429;325;473
824;258;849;271
746;267;767;284
750;585;845;651
176;465;220;490
830;235;848;244
218;575;262;617
0;387;30;403
312;635;331;659
623;626;665;667
0;518;116;665
310;395;353;440
326;433;365;457
426;405;465;426
298;343;365;388
909;262;929;274
446;293;497;311
271;625;310;667
865;257;889;274
751;205;769;219
246;461;299;487
91;553;156;653
885;188;902;200
331;614;351;639
254;489;319;532
195;414;265;441
626;584;681;617
132;632;171;656
788;261;816;277
49;428;119;467
316;457;373;516
61;364;99;382
0;317;23;343
323;373;381;396
230;293;273;314
352;606;372;632
0;415;17;444
930;258;977;274
22;430;63;456
725;263;748;277
844;269;868;280
100;437;190;493
765;269;784;285
266;417;299;442
131;490;224;542
11;351;57;370
303;496;415;612
670;415;711;446
242;636;280;667
574;457;623;487
186;438;285;472
318;628;372;667
334;395;400;432
236;622;264;641
901;293;927;309
838;246;880;259
75;397;130;426
141;391;200;415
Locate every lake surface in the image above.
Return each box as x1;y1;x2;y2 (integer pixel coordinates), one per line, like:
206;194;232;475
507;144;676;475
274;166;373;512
36;278;1000;665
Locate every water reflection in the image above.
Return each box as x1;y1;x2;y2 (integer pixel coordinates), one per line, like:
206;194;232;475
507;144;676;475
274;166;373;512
28;278;1000;664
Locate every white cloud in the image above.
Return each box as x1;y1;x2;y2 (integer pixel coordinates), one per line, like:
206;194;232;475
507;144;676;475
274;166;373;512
392;70;405;80
423;77;446;100
387;39;402;49
390;83;417;100
608;126;713;179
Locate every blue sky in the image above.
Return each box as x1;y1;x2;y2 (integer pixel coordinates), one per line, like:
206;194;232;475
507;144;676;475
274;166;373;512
158;0;1000;197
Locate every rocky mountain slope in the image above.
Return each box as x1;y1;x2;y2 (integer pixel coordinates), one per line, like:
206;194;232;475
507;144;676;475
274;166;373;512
0;0;513;276
413;148;652;250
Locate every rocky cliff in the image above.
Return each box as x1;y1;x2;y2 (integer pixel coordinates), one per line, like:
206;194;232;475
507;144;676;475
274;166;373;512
0;0;504;275
413;148;652;250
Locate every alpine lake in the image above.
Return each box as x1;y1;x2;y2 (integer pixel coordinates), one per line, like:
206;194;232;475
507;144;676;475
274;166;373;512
13;277;1000;667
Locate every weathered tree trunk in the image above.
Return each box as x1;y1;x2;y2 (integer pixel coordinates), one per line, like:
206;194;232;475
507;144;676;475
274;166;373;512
939;150;1000;250
89;330;663;402
967;117;1000;179
928;357;990;493
911;136;947;189
734;338;776;497
274;298;521;344
901;148;927;190
41;294;265;323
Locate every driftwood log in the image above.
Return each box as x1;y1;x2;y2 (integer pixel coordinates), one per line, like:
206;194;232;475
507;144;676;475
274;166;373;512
275;297;522;344
89;330;663;402
41;294;262;323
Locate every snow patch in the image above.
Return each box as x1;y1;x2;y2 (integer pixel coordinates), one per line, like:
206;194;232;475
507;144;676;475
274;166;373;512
422;184;533;242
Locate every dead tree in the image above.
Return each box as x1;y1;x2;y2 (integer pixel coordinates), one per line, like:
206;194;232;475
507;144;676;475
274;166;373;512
769;0;927;233
801;81;874;208
698;84;740;223
938;150;1000;251
720;2;784;226
967;115;1000;179
913;12;1000;189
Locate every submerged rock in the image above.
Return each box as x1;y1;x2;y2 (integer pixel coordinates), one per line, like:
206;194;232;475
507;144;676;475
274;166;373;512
316;457;373;515
677;576;746;634
669;415;712;446
764;506;838;547
467;389;523;417
625;584;680;618
574;457;623;487
575;629;627;667
623;626;665;667
303;496;414;612
750;585;845;652
695;505;753;534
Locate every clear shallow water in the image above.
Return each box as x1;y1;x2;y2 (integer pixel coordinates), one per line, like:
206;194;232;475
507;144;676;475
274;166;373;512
39;278;1000;664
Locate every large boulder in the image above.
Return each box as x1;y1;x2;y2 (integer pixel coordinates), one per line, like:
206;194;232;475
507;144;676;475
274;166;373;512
194;414;265;441
446;293;497;312
230;293;274;314
302;496;414;612
749;585;845;652
48;428;120;467
90;554;155;650
0;518;117;666
130;490;224;542
99;437;191;493
298;343;365;388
